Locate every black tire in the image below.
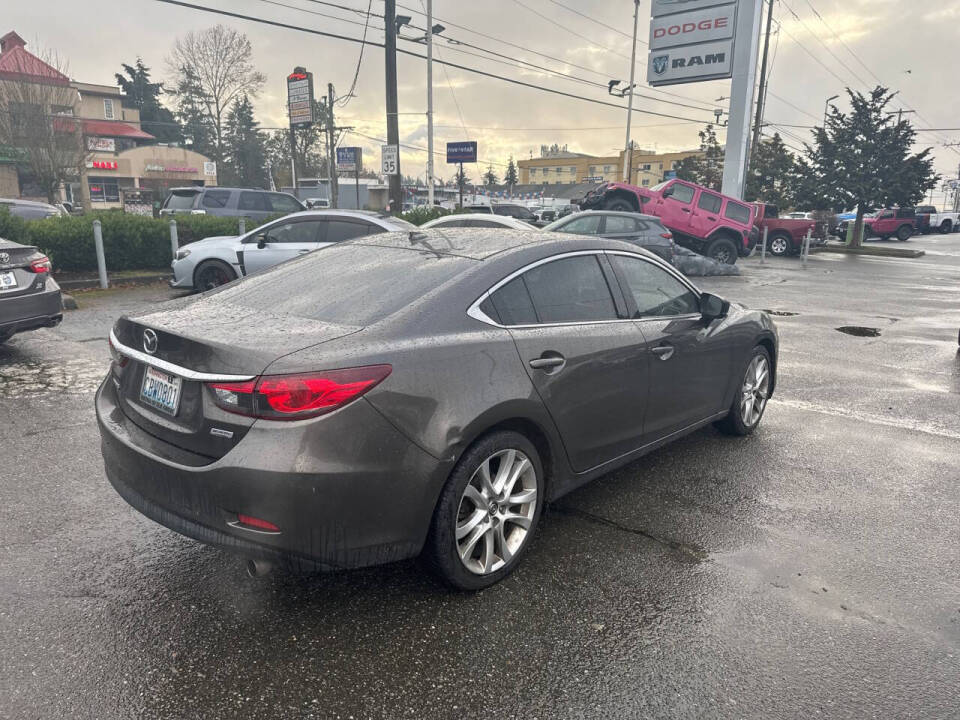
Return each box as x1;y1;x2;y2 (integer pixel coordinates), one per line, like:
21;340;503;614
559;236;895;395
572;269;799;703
705;236;738;265
897;224;912;242
193;259;237;292
423;430;545;591
767;233;792;257
940;220;952;234
603;197;636;212
715;345;772;436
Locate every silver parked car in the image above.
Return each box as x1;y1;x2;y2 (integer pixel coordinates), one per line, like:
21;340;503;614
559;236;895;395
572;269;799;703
0;199;63;220
170;210;418;291
422;213;533;230
0;238;62;344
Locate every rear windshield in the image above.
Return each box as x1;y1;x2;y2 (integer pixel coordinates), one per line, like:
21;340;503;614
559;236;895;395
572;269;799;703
221;243;471;326
164;191;199;210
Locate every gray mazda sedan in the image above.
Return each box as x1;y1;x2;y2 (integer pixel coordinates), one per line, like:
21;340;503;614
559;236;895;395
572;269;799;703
97;229;778;589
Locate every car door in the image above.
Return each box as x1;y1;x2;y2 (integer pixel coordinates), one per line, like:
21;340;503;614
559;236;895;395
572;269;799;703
237;190;271;220
690;190;723;239
655;181;696;230
485;252;649;472
241;218;322;275
320;218;378;247
552;214;602;236
607;251;734;441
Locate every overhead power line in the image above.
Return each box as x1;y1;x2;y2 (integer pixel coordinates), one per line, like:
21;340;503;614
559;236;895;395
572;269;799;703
151;0;717;125
779;0;870;90
544;0;636;41
509;0;633;61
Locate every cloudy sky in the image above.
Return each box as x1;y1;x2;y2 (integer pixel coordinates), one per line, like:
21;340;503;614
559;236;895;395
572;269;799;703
8;0;960;194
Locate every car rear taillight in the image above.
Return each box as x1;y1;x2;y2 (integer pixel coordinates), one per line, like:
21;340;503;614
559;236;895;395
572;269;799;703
28;256;52;273
660;232;673;240
207;365;392;421
235;514;280;533
107;336;129;369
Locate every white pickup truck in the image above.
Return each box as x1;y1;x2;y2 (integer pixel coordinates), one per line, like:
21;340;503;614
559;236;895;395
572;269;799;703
915;205;960;233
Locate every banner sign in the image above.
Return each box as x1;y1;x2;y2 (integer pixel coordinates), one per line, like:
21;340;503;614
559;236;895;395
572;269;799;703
446;141;477;164
287;67;315;128
648;0;738;86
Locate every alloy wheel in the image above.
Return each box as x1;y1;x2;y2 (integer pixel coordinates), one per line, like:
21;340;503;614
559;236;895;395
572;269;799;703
198;266;230;291
740;354;770;427
455;449;538;575
770;237;789;255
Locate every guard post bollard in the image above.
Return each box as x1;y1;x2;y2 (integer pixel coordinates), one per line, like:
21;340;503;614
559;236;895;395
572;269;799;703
801;229;812;269
238;217;246;236
92;219;108;289
760;226;768;265
169;219;179;260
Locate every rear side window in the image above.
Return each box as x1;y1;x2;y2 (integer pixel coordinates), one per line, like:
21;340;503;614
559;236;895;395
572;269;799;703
724;201;751;225
269;193;302;212
265;220;319;244
201;190;231;209
470;219;506;228
325;220;372;243
486;277;537;325
556;215;601;235
522;256;617;323
437;219;469;228
603;216;638;234
697;192;722;214
164;192;198;210
238;192;270;212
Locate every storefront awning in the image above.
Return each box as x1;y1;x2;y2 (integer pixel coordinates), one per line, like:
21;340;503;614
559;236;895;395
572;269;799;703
82;120;155;140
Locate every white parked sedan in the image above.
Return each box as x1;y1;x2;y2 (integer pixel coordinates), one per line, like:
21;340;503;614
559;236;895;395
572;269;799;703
170;210;416;291
421;213;535;231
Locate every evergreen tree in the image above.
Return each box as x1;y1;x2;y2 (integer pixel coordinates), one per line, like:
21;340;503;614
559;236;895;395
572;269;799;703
223;95;267;188
796;86;938;247
483;165;499;186
675;124;724;190
745;133;799;209
504;156;519;186
171;66;216;159
115;58;181;142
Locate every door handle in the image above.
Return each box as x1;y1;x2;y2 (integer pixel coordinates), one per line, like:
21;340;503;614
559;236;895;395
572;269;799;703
529;356;565;370
651;345;674;360
681;208;690;213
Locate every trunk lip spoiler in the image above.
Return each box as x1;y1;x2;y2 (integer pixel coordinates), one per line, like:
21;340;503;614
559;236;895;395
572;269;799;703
109;329;256;383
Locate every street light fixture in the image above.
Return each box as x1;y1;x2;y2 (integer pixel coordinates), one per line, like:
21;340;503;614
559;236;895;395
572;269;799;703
823;94;839;128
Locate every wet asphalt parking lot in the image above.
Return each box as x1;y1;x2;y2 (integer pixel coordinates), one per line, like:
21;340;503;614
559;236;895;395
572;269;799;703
1;235;958;719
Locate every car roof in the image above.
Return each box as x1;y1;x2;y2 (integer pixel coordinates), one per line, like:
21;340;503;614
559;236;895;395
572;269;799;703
559;210;662;222
426;213;532;228
349;228;662;261
0;198;56;209
167;186;297;195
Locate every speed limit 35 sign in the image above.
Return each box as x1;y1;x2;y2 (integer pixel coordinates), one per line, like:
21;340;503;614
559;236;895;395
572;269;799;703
381;145;399;175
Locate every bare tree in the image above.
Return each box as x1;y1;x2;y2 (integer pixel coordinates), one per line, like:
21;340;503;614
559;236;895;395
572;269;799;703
167;25;266;163
0;46;89;204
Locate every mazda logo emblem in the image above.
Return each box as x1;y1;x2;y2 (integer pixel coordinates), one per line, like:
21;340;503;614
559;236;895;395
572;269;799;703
0;252;9;264
142;328;158;355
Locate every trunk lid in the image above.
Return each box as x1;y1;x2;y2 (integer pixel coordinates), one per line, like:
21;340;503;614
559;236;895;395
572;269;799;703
113;294;361;459
0;241;50;298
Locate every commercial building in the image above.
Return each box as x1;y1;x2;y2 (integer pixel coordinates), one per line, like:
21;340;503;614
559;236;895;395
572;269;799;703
0;30;216;208
518;142;701;188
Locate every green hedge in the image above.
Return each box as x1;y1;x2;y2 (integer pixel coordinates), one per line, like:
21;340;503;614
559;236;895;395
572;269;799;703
0;208;278;272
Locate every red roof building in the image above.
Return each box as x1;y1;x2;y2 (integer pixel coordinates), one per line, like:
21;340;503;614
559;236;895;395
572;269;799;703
0;31;70;85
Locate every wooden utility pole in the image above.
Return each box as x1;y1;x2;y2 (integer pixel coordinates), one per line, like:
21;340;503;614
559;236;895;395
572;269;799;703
326;83;338;209
747;0;775;181
384;0;402;211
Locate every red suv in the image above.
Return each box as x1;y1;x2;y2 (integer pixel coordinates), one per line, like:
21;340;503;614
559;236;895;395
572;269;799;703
579;179;756;264
838;208;915;242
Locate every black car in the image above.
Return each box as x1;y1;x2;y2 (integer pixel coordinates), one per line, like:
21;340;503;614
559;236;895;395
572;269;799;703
0;239;62;344
543;211;676;263
97;229;778;590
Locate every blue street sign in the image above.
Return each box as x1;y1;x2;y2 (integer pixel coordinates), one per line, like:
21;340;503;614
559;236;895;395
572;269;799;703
337;146;361;172
446;141;477;164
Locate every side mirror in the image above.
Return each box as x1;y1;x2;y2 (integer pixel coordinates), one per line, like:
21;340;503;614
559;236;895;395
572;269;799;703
700;292;729;321
256;233;267;249
662;185;674;198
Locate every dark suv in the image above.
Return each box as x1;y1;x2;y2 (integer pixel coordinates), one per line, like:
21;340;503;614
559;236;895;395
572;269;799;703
160;187;304;220
466;203;538;224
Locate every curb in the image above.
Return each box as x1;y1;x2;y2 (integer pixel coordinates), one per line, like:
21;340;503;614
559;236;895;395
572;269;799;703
811;246;925;259
59;273;170;291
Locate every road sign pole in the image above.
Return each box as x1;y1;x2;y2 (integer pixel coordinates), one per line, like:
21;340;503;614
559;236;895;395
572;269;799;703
622;0;640;182
760;225;767;265
721;0;763;199
355;165;361;209
290;128;298;195
459;161;464;209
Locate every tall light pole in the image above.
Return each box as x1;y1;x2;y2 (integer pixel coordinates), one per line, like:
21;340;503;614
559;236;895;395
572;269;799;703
426;0;435;207
823;95;838;128
622;0;640;183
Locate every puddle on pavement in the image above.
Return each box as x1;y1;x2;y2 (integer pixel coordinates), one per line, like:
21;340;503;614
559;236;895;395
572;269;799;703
836;325;882;337
0;358;106;397
763;310;799;316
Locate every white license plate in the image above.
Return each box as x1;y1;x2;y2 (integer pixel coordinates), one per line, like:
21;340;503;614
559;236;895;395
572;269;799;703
0;271;17;290
140;366;183;416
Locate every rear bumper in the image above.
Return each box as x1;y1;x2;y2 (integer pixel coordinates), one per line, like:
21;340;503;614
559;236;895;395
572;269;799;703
95;376;451;571
0;281;62;337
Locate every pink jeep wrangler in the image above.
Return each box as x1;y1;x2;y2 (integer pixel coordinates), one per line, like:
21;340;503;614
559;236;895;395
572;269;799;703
580;179;757;264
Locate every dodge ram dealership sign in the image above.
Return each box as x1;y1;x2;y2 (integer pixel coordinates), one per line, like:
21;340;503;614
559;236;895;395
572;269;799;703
648;0;738;86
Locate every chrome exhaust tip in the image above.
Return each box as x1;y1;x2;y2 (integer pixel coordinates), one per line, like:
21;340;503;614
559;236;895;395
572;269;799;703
245;558;274;578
